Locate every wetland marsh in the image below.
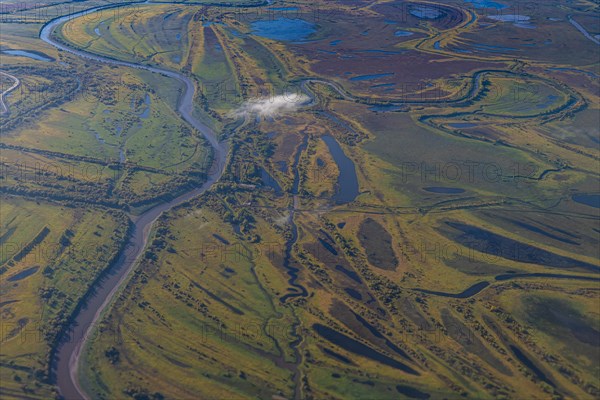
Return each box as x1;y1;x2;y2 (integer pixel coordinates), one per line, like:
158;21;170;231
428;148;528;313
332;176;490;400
0;0;598;399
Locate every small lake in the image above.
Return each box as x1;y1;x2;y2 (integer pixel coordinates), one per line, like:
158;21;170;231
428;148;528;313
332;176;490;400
396;385;431;399
260;167;283;194
394;30;414;37
139;94;151;119
3;49;53;62
250;18;316;42
313;324;418;374
410;6;443;19
322;135;359;204
488;14;530;22
472;43;518;53
415;281;490;298
371;83;396;88
7;266;39;282
572;194;600;209
465;0;507;9
349;73;394;82
448;122;476;128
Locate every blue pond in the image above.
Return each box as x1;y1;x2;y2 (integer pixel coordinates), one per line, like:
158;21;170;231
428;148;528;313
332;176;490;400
260;168;283;194
449;122;476;128
322;135;359;204
465;0;507;9
395;30;414;37
251;18;316;42
572;194;600;209
488;14;530;22
410;6;443;19
3;49;53;62
349;73;394;82
140;94;151;119
472;43;518;53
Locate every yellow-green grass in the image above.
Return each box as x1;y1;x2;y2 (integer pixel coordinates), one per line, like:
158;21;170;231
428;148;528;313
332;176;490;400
0;1;114;24
57;4;196;69
2;62;211;203
0;196;129;399
332;102;554;208
81;199;298;399
0;147;115;196
493;288;600;398
475;76;570;117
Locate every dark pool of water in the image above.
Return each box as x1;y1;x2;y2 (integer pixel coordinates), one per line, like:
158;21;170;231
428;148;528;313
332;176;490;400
335;265;362;283
502;218;579;245
351;311;412;360
488;14;530;22
410;6;443;19
369;104;403;112
212;233;230;245
313;324;419;374
465;0;507;9
396;385;431;399
3;49;53;62
322;347;353;364
572;194;600;209
260;167;283;194
495;272;600;282
344;288;362;300
349;73;394;81
472;43;519;53
7;266;39;282
318;237;338;256
415;281;490;298
371;83;396;88
509;345;554;387
321;135;359;204
276;160;287;173
250;18;316;42
445;222;599;272
448;122;476;129
139;93;151;119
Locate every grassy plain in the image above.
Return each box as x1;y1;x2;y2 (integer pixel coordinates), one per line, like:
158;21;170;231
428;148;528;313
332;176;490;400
0;196;129;399
1;0;598;399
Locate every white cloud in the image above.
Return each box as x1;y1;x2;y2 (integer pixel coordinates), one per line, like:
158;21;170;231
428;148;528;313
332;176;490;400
231;93;310;118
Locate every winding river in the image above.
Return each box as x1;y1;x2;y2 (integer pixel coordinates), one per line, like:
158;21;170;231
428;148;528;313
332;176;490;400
40;4;227;399
35;2;588;399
